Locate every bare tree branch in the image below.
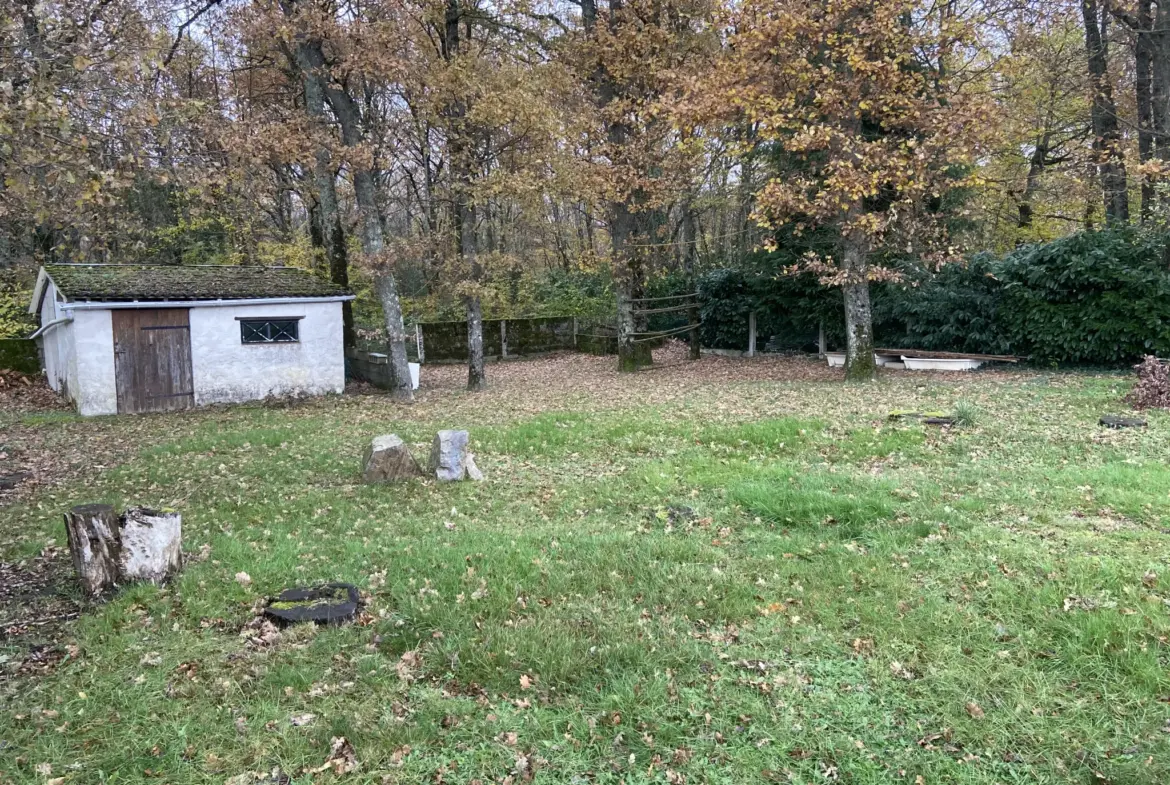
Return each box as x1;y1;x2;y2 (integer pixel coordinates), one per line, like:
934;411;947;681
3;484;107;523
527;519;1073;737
163;0;225;67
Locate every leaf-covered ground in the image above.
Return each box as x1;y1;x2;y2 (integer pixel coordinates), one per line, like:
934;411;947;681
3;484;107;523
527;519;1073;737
2;348;1169;785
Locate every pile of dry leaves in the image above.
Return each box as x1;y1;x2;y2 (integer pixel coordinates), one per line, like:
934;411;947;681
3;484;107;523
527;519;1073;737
0;369;66;413
1124;355;1170;409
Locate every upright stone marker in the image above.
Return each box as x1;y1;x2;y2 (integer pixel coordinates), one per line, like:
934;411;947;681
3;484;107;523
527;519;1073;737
429;430;483;482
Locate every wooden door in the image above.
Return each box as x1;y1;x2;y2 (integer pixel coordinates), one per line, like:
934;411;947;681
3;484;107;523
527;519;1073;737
112;308;194;414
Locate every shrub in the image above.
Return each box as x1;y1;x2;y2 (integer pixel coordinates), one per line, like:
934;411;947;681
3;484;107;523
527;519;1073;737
0;279;35;340
1124;355;1170;409
873;254;1011;355
998;227;1170;364
702;227;1170;365
698;267;843;351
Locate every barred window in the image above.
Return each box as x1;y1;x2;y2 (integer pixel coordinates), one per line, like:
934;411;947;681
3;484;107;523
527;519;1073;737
239;318;300;344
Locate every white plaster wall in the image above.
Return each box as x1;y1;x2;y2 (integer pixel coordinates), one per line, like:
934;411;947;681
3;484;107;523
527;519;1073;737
70;309;116;416
189;301;344;405
35;284;92;410
38;284;66;392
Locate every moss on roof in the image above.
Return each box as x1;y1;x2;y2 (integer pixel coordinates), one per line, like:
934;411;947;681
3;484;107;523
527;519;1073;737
45;264;350;302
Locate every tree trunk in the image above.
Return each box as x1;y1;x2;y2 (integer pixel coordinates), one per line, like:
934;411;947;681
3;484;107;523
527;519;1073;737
286;27;413;400
1136;0;1155;220
373;273;414;397
1083;0;1130;224
611;202;653;372
462;197;486;391
444;0;486;391
461;177;486;391
1017;134;1049;228
294;40;355;349
64;504;120;596
1151;2;1170;194
680;198;701;360
582;0;652;372
840;227;876;382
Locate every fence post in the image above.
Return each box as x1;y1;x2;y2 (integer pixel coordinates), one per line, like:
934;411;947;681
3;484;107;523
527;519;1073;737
688;294;701;360
573;317;578;348
818;320;826;356
747;312;757;357
501;320;508;359
416;323;425;364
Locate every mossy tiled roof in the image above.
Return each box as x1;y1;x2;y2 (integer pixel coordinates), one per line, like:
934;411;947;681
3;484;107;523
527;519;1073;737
45;264;349;302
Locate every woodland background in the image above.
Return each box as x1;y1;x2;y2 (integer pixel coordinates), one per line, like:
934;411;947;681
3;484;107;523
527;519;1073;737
3;0;1170;377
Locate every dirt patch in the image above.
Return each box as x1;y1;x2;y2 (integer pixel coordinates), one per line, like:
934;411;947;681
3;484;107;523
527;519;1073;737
0;546;80;682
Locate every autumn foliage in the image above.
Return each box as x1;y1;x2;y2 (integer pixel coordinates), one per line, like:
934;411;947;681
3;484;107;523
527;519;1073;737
687;0;990;378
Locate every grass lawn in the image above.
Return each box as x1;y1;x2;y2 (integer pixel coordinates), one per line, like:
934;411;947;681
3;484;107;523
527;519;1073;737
2;352;1169;784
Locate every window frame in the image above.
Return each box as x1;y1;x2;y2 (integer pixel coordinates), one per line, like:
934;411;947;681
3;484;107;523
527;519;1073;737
236;315;304;345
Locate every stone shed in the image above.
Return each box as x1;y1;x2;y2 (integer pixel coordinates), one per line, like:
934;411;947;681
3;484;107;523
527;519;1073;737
29;264;353;415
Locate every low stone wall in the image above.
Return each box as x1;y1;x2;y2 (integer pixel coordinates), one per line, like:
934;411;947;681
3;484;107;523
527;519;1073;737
0;339;39;374
346;349;397;387
415;317;578;363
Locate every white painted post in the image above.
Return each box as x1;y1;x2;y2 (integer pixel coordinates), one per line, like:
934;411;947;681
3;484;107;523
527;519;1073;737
747;312;757;357
416;323;425;364
818;320;826;356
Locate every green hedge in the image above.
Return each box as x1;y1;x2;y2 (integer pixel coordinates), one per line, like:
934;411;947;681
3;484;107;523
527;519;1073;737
0;339;39;374
698;268;843;351
997;228;1170;363
700;227;1170;365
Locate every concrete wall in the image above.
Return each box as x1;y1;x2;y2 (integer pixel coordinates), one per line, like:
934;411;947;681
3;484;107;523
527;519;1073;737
189;301;344;406
38;282;66;392
345;349;419;390
70;309;116;415
35;284;116;415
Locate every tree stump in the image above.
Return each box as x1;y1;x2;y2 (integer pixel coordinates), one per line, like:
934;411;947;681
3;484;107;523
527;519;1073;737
64;504;121;596
63;504;182;596
118;507;182;584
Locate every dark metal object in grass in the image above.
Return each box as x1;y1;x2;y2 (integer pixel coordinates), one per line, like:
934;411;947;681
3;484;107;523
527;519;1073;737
263;583;360;625
1100;415;1148;429
888;411;952;425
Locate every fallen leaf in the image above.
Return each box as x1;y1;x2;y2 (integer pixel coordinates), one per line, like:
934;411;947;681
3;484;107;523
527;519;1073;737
311;736;358;776
889;661;916;680
235;572;252;586
290;713;316;727
966;702;985;719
